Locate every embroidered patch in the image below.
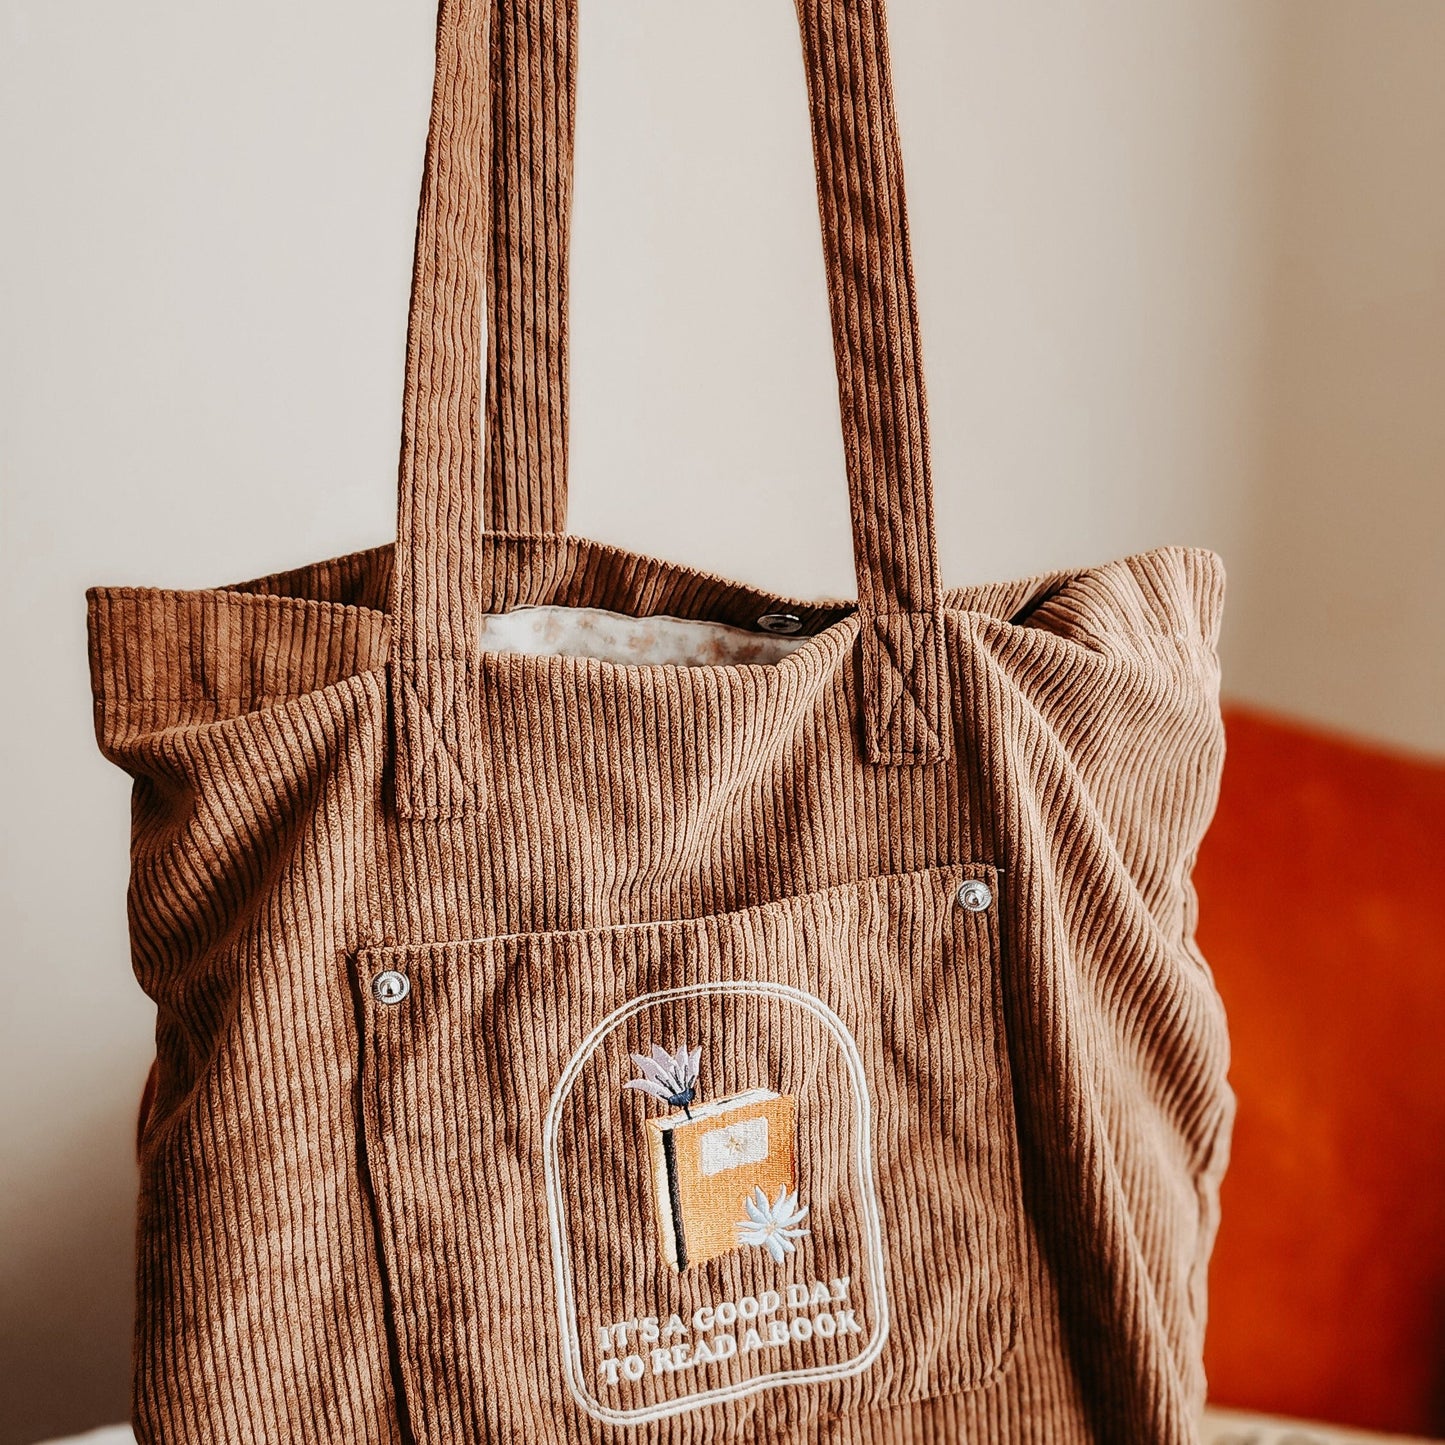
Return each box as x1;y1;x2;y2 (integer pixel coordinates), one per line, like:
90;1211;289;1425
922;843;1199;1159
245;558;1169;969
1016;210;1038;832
543;982;888;1424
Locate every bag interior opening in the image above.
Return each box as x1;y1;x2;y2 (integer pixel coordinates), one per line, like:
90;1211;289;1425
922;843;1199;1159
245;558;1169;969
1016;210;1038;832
476;606;813;667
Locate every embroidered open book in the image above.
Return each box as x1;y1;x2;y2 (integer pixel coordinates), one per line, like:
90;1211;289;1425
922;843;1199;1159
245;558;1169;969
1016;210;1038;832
646;1090;798;1270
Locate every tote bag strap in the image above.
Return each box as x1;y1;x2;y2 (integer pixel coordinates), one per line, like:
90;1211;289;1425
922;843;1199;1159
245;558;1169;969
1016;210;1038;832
482;0;575;533
392;0;950;818
400;0;577;556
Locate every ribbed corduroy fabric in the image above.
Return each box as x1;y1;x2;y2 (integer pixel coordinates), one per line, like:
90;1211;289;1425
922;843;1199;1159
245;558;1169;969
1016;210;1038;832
86;1;1234;1440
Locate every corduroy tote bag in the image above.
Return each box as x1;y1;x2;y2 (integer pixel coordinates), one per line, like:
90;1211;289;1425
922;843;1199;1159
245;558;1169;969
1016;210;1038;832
86;0;1234;1440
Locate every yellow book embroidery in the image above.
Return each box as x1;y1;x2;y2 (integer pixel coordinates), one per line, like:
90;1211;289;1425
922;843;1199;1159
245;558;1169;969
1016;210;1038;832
626;1044;807;1272
647;1092;798;1270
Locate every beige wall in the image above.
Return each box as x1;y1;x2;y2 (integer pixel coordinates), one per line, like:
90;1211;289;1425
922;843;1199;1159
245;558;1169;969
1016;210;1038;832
1228;0;1445;755
0;2;1440;1440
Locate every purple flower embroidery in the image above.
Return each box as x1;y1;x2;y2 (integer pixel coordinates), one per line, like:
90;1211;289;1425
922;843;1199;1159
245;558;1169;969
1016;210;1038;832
625;1043;702;1117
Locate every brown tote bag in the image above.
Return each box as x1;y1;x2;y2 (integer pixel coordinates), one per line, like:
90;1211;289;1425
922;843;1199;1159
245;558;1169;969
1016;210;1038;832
86;0;1234;1440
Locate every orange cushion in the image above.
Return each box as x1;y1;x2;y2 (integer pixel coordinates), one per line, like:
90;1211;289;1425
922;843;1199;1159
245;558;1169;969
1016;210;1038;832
1197;706;1445;1437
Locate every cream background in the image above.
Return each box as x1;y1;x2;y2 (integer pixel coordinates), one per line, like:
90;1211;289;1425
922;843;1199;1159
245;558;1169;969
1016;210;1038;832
1;1;1442;1440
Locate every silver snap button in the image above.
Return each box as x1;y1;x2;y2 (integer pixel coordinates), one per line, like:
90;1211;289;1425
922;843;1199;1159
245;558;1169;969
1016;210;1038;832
757;612;803;635
956;879;993;913
372;969;411;1005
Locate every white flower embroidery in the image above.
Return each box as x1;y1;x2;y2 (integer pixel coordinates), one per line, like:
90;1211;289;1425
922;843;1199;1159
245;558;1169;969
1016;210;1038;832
736;1185;810;1263
624;1043;702;1116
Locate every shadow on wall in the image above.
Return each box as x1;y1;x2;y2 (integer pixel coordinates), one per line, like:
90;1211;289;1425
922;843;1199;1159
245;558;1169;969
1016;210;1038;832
0;1097;139;1445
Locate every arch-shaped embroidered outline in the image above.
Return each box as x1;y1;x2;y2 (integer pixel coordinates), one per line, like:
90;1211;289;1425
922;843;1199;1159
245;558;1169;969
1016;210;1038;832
543;980;889;1425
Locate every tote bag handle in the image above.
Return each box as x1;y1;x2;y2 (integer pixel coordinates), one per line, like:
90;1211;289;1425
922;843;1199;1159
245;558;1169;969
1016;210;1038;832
392;0;950;818
480;0;576;534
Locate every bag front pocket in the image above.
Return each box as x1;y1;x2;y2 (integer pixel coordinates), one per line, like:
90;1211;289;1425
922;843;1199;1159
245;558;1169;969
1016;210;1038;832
356;865;1024;1440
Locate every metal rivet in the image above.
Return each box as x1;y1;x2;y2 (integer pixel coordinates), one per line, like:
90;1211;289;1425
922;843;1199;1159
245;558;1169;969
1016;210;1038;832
372;970;411;1005
757;612;803;636
956;879;993;913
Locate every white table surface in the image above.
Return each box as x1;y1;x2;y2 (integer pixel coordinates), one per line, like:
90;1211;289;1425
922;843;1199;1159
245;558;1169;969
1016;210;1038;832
35;1410;1440;1445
